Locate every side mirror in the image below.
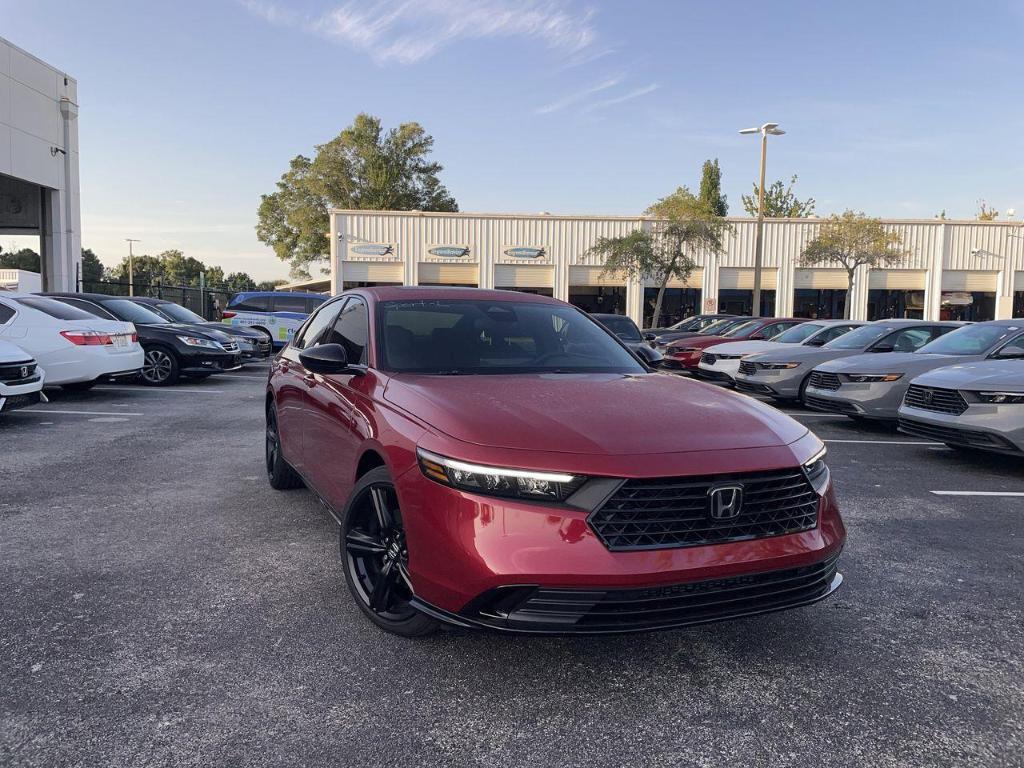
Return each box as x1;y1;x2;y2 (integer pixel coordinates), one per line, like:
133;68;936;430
298;343;361;375
805;338;826;347
994;347;1024;360
869;344;894;353
635;345;663;368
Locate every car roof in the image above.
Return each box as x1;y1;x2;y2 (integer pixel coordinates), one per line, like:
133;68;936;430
591;313;634;321
867;318;965;326
126;296;170;304
39;292;124;303
805;319;866;326
231;290;327;300
353;286;564;305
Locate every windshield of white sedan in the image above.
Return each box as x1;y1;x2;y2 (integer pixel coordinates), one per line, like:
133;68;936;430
378;300;646;374
824;324;891;350
918;324;1019;355
773;323;824;343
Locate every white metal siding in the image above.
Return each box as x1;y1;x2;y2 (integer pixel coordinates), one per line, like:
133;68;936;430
494;265;554;288
868;270;927;290
942;270;999;292
719;267;778;290
793;269;848;289
341;262;404;283
417;263;478;284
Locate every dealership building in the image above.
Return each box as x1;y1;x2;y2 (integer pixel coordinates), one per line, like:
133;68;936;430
0;37;80;291
327;209;1024;326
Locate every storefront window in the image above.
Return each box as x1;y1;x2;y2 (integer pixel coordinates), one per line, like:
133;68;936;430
793;289;846;319
940;292;995;321
867;290;924;320
642;287;701;328
569;286;626;315
718;289;775;317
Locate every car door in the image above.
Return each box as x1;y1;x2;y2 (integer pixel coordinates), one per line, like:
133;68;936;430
277;299;346;475
300;296;371;507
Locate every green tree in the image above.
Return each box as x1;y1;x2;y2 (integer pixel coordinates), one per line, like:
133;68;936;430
80;248;104;290
799;211;907;318
698;158;728;217
255;279;287;291
588;187;728;329
223;272;258;293
0;247;40;271
741;174;816;218
257;113;458;278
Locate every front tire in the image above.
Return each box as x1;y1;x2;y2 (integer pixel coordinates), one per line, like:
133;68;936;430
266;402;303;490
140;346;180;386
340;467;437;637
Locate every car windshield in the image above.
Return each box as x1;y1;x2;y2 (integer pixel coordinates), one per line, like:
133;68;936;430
772;323;824;343
14;297;97;320
150;302;205;323
378;299;646;374
918;323;1021;355
100;299;171;324
824;324;892;350
699;318;742;335
598;315;642;342
722;320;760;338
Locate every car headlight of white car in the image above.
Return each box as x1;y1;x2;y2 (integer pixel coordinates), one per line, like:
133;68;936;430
176;335;224;350
974;391;1024;404
845;373;903;383
758;362;801;370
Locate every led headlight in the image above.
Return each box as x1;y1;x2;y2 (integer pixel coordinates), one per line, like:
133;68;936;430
975;391;1024;404
759;362;801;370
417;448;586;502
845;373;903;383
176;335;224;350
802;446;830;495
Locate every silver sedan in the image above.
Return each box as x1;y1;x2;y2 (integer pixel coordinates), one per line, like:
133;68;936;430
898;359;1024;454
736;320;965;402
803;321;1024;420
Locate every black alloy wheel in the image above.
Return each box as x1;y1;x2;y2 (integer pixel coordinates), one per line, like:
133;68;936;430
265;403;303;489
341;467;436;637
140;347;179;386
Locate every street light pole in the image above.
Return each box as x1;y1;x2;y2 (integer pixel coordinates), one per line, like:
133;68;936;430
125;238;140;296
739;122;785;317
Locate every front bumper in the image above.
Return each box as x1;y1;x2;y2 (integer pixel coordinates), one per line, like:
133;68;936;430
898;405;1024;454
804;381;906;420
178;348;243;374
696;359;740;384
0;389;42;413
735;368;806;399
396;455;846;634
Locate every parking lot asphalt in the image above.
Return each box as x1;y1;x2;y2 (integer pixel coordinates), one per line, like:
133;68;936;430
2;368;1022;768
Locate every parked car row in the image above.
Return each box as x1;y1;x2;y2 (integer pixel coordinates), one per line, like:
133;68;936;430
0;289;275;413
663;314;1024;455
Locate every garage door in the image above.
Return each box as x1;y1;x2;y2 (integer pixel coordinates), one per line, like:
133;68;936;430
569;266;626;287
494;265;554;288
793;269;847;289
341;262;405;283
718;268;777;290
942;271;999;292
418;263;479;285
868;270;927;290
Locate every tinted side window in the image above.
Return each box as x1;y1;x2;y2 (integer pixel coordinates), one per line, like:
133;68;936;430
0;302;14;324
305;297;326;313
759;322;792;339
324;297;368;365
883;327;933;352
292;300;344;350
273;295;308;313
820;325;855;343
232;296;272;312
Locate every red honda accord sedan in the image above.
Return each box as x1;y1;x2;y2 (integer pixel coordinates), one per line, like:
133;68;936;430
265;287;845;636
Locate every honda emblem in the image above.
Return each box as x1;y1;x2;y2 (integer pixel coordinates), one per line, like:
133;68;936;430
708;484;744;520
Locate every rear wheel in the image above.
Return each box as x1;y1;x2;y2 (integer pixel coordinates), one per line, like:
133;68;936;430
265;403;303;490
60;381;96;392
340;467;437;637
797;374;812;405
140;347;180;386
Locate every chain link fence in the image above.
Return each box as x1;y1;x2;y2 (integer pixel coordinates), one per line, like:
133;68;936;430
80;278;233;321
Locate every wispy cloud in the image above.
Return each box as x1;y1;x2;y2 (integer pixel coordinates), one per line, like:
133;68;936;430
582;83;659;112
241;0;596;65
534;75;623;114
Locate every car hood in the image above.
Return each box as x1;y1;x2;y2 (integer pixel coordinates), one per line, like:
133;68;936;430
0;339;33;363
383;373;807;455
198;321;261;338
704;340;785;355
912;360;1024;391
816;352;979;376
745;345;864;366
143;322;231;341
668;334;730;350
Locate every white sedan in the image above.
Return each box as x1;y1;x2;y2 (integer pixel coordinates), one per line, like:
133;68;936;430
0;291;143;390
0;339;46;414
697;319;864;385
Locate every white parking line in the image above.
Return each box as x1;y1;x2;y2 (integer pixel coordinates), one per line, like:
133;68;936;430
21;408;144;416
823;439;943;446
93;386;225;394
931;491;1024;497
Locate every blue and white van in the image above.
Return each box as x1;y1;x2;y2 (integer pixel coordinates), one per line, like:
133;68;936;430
223;291;328;348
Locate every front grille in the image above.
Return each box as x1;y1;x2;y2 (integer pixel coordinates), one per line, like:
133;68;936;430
220;341;240;353
808;371;841;391
588;469;819;551
465;555;841;633
904;385;968;415
898;417;1019;452
701;353;717;365
804;394;858;414
738;360;757;376
0;361;37;383
0;392;41;412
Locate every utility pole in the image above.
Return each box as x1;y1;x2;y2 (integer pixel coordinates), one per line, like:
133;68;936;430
739;122;785;317
125;238;141;296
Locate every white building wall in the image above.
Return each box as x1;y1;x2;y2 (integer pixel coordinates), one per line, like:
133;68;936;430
330;210;1024;323
0;36;80;291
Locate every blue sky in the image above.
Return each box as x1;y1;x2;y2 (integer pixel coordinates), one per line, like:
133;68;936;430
3;0;1023;280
